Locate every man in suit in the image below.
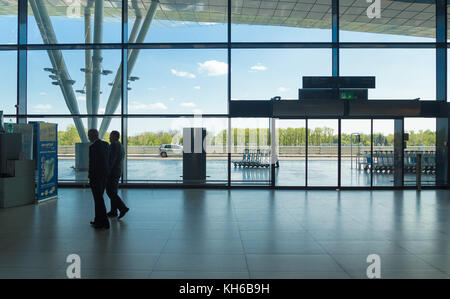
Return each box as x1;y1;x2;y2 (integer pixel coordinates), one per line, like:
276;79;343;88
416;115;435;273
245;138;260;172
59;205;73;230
106;130;129;219
88;129;110;229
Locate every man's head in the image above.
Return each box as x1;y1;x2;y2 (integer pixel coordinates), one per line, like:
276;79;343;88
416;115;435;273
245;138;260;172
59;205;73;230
88;129;99;143
110;130;120;143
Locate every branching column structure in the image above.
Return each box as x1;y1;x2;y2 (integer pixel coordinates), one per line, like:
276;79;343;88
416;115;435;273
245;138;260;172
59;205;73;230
98;0;159;139
31;0;159;142
30;0;88;142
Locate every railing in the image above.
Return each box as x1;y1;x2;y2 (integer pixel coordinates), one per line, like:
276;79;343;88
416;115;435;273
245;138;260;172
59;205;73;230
58;145;436;158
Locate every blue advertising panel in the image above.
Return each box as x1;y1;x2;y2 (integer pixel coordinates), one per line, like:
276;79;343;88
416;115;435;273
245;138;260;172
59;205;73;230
34;123;58;201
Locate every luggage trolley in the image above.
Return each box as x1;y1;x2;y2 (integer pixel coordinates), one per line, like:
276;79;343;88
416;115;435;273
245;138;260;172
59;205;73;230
384;150;394;173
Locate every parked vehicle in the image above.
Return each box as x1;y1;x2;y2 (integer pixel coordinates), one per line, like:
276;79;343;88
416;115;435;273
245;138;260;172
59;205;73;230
158;144;183;157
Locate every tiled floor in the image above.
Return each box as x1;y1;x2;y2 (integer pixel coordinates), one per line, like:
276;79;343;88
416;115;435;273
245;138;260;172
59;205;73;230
0;188;450;279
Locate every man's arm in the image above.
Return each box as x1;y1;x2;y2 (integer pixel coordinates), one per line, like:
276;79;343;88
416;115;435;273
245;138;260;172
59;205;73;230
88;145;94;180
109;142;119;171
104;142;111;177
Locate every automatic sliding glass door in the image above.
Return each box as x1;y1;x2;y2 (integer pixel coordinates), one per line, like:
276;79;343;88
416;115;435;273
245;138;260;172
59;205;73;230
341;120;372;187
274;119;306;187
403;118;436;187
307;119;338;187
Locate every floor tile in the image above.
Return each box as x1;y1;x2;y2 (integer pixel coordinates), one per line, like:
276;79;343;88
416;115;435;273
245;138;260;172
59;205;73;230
246;254;343;272
154;254;248;272
0;189;449;279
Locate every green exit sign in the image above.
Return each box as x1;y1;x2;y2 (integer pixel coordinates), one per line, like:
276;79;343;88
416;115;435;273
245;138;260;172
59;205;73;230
340;91;356;100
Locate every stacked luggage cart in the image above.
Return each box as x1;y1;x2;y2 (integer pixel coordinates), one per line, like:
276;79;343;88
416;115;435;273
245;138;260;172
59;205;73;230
233;149;278;168
360;150;436;174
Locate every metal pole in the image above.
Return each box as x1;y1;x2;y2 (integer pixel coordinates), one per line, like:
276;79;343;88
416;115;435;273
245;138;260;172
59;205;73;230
394;119;404;187
121;0;129;183
371;119;373;187
416;153;422;191
332;0;339;77
350;134;353;169
227;0;231;188
338;118;341;188
17;0;27;124
90;0;104;130
270;117;276;188
305;119;308;187
436;0;448;187
85;0;94;129
357;136;360;170
98;0;159;139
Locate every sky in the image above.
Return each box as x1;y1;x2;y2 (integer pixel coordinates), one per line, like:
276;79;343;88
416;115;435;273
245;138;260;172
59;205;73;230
0;6;440;137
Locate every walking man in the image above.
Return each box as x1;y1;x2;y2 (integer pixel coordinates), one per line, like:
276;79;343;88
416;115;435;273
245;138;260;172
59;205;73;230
106;130;129;219
88;129;110;229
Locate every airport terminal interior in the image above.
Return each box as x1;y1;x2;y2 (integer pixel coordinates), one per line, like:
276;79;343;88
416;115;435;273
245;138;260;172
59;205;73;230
1;0;450;279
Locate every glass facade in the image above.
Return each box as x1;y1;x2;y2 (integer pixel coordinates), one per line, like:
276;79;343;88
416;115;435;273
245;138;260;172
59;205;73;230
0;0;447;188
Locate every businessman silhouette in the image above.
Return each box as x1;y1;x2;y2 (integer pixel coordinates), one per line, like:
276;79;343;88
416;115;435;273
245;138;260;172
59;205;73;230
88;129;110;229
106;130;129;219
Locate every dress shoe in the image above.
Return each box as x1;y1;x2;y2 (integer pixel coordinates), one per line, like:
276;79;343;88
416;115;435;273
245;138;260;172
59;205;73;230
118;207;130;220
107;211;118;217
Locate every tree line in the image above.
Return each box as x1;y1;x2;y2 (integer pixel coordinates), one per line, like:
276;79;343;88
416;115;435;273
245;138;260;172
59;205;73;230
58;124;436;146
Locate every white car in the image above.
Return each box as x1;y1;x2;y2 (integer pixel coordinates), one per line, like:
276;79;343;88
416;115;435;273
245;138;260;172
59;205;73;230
158;144;183;157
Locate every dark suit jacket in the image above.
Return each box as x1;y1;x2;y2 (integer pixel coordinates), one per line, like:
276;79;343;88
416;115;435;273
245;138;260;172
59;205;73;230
89;139;110;182
109;140;124;178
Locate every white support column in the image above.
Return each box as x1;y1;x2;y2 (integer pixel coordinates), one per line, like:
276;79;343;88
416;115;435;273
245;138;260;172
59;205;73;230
90;0;104;130
85;0;94;129
98;0;159;139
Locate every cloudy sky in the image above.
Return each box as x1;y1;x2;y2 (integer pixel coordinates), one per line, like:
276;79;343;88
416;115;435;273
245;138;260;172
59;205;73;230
0;10;439;136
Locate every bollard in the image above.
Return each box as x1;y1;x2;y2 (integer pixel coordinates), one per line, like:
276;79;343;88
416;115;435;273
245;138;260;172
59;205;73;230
416;153;422;191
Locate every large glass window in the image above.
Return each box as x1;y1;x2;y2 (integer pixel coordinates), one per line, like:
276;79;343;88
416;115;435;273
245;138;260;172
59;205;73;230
307;119;338;187
340;0;436;42
0;0;17;44
27;50;122;115
129;0;227;43
50;117;121;183
403;118;436;186
28;0;122;44
341;119;371;187
372;119;394;187
231;0;332;42
0;51;17;115
340;49;435;101
231;118;271;186
275;119;306;187
129;49;227;114
127;117;228;184
3;0;449;189
231;49;331;101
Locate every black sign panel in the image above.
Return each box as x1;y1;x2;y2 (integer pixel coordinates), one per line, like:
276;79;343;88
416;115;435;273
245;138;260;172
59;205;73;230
303;76;375;89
